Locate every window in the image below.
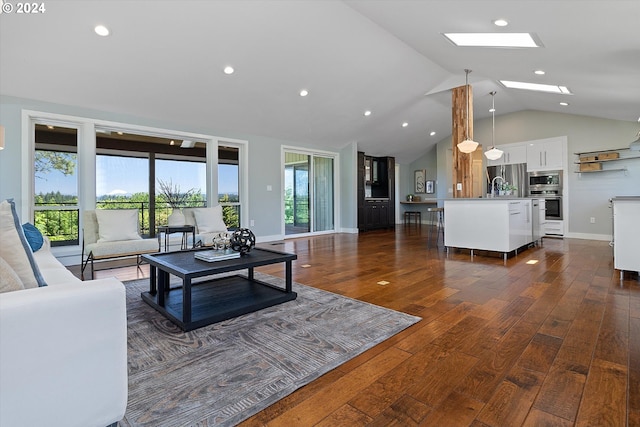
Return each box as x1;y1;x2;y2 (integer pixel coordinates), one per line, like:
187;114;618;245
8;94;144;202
25;110;248;257
218;146;240;229
33;124;79;246
283;149;336;236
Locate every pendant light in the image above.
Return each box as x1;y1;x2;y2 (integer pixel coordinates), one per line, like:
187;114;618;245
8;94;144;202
457;69;479;153
484;91;504;160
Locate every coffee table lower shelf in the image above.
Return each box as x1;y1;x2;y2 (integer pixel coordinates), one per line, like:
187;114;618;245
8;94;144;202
141;275;297;331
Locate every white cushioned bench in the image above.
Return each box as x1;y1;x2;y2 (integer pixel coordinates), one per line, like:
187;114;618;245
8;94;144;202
82;209;158;279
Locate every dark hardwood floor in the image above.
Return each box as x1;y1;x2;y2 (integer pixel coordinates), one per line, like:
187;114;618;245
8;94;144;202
68;225;640;426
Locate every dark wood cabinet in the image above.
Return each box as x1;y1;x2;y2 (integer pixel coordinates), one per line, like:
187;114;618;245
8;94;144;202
357;152;395;231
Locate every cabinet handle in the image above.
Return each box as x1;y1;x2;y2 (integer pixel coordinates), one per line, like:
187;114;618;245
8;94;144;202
539;152;542;166
544;151;547;165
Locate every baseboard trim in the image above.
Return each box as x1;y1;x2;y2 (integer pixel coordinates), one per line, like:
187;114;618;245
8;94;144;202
565;232;612;241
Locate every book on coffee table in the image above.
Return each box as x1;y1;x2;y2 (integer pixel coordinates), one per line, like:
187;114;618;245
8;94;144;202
194;249;241;262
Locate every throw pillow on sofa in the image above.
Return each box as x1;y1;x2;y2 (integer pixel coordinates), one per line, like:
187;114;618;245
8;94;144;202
22;223;44;252
0;256;25;293
0;199;47;288
193;206;227;233
95;209;143;243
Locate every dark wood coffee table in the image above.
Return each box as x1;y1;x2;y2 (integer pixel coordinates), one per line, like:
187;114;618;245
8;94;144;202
141;248;297;331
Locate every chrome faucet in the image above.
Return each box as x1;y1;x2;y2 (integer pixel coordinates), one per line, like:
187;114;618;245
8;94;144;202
490;176;505;197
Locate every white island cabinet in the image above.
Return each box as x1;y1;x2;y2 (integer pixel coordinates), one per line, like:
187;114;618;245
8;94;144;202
444;198;534;260
611;196;640;278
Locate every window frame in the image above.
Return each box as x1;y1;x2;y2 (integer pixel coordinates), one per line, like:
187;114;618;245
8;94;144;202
22;109;248;261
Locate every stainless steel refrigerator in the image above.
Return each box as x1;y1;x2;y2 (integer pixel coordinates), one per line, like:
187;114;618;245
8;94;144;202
486;163;528;197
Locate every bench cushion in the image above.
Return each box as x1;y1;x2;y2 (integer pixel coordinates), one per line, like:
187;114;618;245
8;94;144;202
85;238;158;259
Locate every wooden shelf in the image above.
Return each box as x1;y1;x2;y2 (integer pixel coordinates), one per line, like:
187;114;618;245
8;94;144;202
574;147;638;174
575;168;627;173
574;156;640;164
574;147;630;155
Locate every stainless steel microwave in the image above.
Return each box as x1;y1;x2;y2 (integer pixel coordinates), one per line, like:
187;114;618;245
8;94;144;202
528;170;562;189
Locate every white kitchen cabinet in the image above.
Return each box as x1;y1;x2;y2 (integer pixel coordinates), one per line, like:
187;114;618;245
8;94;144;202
444;199;535;259
527;139;564;171
544;219;563;236
535;199;546;241
612;197;640;277
486;144;527;166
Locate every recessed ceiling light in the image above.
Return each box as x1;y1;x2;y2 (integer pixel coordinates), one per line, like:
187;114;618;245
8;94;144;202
170;140;175;145
559;102;569;106
299;89;309;97
94;25;110;36
493;19;509;27
47;125;54;129
534;70;546;75
223;66;234;75
364;110;372;117
443;33;541;48
402;122;409;128
430;131;436;136
500;80;572;94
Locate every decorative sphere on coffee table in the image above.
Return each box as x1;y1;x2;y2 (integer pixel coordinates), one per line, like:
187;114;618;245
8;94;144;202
230;228;256;254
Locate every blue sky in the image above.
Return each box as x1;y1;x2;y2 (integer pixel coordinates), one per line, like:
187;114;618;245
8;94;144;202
36;156;239;197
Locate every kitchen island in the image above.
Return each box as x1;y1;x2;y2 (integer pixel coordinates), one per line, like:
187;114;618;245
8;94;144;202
611;196;640;279
444;198;540;260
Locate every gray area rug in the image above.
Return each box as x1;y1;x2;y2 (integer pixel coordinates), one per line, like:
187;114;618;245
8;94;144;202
119;272;420;427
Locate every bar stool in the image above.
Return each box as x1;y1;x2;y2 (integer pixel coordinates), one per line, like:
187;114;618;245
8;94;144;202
404;211;421;226
426;207;444;246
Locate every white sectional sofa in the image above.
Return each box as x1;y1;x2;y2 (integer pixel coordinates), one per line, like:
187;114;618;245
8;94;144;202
0;200;128;427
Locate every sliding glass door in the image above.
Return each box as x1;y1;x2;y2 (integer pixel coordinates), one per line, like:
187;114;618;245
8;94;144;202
284;150;335;236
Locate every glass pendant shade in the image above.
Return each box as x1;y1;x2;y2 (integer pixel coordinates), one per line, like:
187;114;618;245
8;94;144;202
458;139;479;153
483;91;503;160
485;146;504;160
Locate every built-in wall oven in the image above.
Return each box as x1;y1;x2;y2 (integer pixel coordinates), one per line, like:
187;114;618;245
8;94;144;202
541;196;562;220
528;171;563;220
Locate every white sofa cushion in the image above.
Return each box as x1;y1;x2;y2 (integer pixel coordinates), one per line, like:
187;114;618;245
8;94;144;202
0;200;46;288
193;206;227;233
95;209;142;243
0;256;24;293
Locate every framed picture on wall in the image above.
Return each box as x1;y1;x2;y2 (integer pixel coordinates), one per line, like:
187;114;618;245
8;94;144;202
414;169;426;193
426;180;435;194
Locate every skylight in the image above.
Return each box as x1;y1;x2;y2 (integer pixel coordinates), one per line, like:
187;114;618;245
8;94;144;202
443;33;541;48
500;80;572;94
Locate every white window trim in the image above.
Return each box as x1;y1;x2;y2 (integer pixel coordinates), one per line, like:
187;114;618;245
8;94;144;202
281;145;340;238
21;109;248;261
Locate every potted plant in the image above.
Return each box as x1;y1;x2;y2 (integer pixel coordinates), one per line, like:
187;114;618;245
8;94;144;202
157;179;195;226
500;182;518;196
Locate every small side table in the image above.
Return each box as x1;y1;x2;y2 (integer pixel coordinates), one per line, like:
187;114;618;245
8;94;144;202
157;225;196;251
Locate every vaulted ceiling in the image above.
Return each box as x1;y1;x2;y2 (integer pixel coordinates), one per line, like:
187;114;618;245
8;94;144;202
1;1;638;163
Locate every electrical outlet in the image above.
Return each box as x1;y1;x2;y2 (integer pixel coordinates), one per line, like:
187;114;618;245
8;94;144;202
590;217;596;224
456;183;462;191
250;219;255;226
